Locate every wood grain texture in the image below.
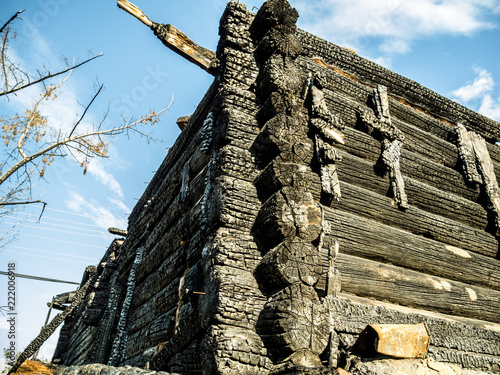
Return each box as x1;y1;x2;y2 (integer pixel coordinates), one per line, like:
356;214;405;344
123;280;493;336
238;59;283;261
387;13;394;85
337;253;500;323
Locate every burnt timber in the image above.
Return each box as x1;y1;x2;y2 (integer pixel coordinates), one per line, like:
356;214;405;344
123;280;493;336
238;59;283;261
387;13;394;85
53;0;500;374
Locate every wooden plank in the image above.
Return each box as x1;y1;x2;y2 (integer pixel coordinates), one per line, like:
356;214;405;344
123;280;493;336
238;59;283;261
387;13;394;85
336;254;500;323
337;151;488;230
128;82;216;226
256;152;489;231
128;277;180;335
321;88;461;169
297;31;500;142
298;56;500;169
328;294;500;371
337;146;480;202
322;207;500;291
332;181;497;257
126;308;177;359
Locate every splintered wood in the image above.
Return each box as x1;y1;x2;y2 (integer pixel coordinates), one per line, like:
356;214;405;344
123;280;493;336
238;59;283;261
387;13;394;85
117;0;218;74
358;85;408;209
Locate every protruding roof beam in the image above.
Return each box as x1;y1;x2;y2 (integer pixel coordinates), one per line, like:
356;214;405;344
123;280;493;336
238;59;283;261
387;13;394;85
117;0;219;75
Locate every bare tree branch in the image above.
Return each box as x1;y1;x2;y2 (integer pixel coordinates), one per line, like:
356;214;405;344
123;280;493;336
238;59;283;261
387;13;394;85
0;9;25;35
0;53;102;97
68;83;104;137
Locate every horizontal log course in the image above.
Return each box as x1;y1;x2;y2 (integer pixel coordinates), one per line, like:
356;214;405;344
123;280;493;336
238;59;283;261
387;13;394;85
216;176;261;232
215;86;260;124
135;179;207;285
296;56;454;143
328;294;500;360
128;276;180;335
297;31;500;142
337;149;483;209
429;347;500;371
129;82;217;225
130;137;211;243
133;225;201;307
336;253;500;323
332;181;497;257
322;206;500;291
339;153;490;231
60;325;97;364
126;307;177;359
211;228;263;272
318;87;461;169
215;144;259;182
257;150;488;231
297;55;500;171
218;46;259;89
215;99;260;152
213;265;267;330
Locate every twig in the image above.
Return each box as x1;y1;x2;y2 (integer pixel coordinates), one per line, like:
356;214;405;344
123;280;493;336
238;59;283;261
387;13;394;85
0;53;102;97
0;9;25;35
68;84;104;137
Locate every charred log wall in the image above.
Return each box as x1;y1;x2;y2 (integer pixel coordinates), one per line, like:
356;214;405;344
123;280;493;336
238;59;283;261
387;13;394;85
53;0;500;373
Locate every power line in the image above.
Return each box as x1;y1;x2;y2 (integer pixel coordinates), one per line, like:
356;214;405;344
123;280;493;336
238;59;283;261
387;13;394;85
3;250;95;265
3;215;108;234
0;232;105;249
44;207;96;218
0;270;80;285
9;245;99;261
0;221;111;239
22;213;105;228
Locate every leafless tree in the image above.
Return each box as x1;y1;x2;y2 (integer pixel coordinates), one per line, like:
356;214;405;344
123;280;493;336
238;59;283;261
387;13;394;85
0;9;171;239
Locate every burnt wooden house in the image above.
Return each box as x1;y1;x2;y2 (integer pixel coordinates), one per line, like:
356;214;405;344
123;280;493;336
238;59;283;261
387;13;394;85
52;0;500;373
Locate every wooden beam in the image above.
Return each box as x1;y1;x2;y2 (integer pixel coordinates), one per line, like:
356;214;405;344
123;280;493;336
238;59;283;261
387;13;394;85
332;181;497;258
336;253;500;324
322;207;500;291
117;0;218;74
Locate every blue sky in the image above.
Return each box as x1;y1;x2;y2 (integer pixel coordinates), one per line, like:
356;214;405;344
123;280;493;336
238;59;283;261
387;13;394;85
0;0;499;368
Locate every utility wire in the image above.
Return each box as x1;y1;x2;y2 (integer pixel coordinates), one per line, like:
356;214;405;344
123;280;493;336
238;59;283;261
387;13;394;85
0;232;105;249
2;215;107;234
44;207;97;218
0;222;112;239
9;245;99;261
3;250;95;265
12;213;105;229
0;270;80;285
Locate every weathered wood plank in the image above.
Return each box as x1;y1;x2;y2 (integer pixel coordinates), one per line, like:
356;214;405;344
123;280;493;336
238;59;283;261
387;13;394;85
336;253;500;323
321;87;461;169
337;150;484;216
128;277;180;335
322;207;500;291
332;181;497;257
256;152;489;231
126;308;177;359
297;31;500;142
298;56;500;172
328;294;500;370
134;221;198;304
129;82;216;226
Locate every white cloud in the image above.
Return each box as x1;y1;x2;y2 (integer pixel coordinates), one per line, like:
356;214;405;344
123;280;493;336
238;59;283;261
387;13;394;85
87;158;124;199
478;94;500;121
66;191;127;229
450;68;495;102
450;67;500;122
294;0;499;55
108;197;131;215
